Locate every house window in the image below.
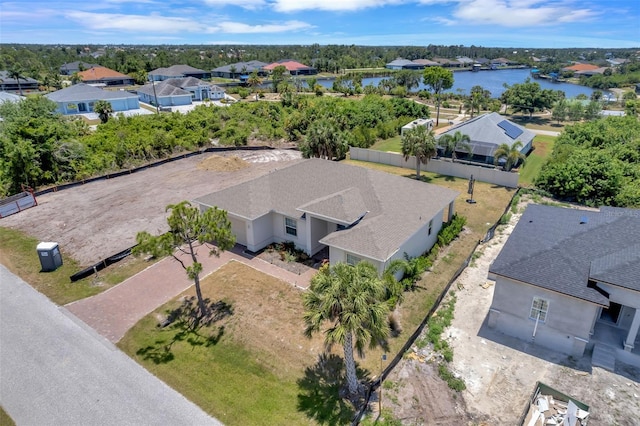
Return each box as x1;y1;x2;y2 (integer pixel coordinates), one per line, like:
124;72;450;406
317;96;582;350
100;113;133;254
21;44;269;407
529;297;549;322
428;219;433;236
346;253;361;266
285;217;297;237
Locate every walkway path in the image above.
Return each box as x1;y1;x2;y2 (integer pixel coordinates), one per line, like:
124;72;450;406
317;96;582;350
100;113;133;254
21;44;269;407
0;264;221;426
66;246;316;343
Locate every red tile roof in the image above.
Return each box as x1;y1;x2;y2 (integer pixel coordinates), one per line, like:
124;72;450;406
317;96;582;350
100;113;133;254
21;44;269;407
263;60;311;72
78;66;132;81
562;63;601;72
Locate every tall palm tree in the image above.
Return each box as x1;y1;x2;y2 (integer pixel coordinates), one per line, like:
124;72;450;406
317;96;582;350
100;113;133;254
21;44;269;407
401;125;437;180
8;68;25;96
303;262;390;397
493;141;526;171
246;70;262;100
438;131;472;160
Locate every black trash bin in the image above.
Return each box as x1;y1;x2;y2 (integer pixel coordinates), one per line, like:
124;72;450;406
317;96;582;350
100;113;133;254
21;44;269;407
37;242;63;272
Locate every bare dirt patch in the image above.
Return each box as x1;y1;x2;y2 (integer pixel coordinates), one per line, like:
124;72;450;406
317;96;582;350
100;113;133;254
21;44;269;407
197;154;249;172
1;149;302;266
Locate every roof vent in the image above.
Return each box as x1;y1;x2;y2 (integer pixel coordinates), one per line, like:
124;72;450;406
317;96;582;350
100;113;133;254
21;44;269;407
580;216;589;224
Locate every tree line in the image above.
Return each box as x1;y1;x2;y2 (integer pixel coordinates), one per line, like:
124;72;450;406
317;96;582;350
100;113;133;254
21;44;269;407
0;94;430;196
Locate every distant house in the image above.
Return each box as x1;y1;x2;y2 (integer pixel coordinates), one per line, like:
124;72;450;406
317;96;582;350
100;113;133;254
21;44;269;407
562;63;601;73
137;77;225;106
0;91;24;104
385;58;424;70
76;67;135;86
436;112;534;164
194;159;458;276
456;56;475;66
148;65;211;81
0;71;40;93
401;118;434;135
59;61;99;75
574;68;608;77
490;58;510;68
413;59;440;67
211;60;268;80
488;204;640;368
45;83;140;115
432;58;462;67
263;60;317;76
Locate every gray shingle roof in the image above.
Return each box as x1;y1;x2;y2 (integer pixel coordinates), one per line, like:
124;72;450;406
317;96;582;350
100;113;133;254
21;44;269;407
212;61;267;73
149;65;208;77
195;159;458;262
489;205;640;305
45;83;138;102
137;81;190;97
438;113;535;156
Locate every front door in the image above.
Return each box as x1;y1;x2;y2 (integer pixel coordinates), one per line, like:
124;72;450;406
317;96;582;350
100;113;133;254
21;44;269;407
600;302;622;325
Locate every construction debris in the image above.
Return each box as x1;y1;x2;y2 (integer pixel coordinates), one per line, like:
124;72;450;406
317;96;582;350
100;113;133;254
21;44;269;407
521;382;589;426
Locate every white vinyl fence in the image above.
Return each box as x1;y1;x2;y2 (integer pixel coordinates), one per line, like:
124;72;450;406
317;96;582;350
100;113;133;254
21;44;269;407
349;147;519;188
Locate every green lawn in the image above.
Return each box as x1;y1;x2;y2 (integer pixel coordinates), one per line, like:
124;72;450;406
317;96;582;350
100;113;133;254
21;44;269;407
519;135;556;186
0;406;15;426
370;135;402;152
0;227;157;305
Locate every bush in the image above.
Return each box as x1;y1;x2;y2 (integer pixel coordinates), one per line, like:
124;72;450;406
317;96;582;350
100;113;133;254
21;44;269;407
438;364;466;391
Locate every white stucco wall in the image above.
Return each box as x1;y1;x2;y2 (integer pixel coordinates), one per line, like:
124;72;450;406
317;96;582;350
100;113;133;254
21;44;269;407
328;246;384;274
227;215;247;246
247;213;273;252
270;212;308;253
488;276;600;357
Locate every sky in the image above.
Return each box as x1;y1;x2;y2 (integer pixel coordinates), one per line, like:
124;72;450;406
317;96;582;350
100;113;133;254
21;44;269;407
1;0;639;47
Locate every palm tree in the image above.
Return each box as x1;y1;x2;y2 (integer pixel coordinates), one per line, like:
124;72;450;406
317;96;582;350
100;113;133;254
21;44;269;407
93;100;113;124
246;70;262;100
493;141;526;171
8;68;25;96
438;131;472;161
401;125;437;180
303;262;390;397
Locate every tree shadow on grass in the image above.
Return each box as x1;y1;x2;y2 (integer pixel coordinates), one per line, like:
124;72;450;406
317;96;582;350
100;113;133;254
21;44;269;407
136;296;233;364
297;353;371;426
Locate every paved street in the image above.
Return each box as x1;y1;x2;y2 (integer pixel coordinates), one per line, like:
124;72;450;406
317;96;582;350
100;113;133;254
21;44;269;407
0;264;222;426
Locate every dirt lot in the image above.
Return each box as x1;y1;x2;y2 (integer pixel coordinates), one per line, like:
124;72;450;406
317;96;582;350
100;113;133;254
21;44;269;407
1;150;302;266
384;196;640;425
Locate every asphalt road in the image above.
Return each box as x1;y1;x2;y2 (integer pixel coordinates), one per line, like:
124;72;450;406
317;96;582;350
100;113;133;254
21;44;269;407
0;264;222;426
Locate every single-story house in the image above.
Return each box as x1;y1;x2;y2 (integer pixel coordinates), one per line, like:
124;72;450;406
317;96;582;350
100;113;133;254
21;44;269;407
194;159;458;275
211;60;268;80
263;60;318;76
137;77;225;106
77;67;135;86
0;71;40;93
562;63;601;73
432;58;462;67
59;61;99;75
0;91;25;104
456;56;475;66
45;83;140;115
401;118;434;135
385;58;424;70
413;59;440;67
148;65;211;81
436;112;534;164
487;204;640;367
574;67;608;77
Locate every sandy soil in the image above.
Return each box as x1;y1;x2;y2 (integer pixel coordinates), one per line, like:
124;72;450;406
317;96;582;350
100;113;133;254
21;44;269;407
2;150;302;266
386;196;640;425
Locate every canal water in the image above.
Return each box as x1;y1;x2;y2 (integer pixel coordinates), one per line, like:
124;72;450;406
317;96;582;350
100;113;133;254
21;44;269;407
310;68;611;99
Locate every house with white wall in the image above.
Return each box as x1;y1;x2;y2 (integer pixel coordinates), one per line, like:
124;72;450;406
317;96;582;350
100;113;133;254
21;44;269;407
488;204;640;369
45;83;140;115
195;159;458;275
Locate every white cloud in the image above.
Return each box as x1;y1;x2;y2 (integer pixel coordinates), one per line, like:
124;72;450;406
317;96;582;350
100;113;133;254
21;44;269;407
202;0;267;9
272;0;405;13
211;20;313;33
65;11;203;33
452;0;599;27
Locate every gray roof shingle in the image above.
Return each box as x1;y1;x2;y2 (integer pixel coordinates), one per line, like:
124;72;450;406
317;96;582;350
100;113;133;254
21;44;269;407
195;159;459;262
149;65;208;77
438;113;535;156
45;83;138;102
489;204;640;305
